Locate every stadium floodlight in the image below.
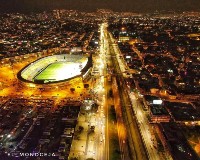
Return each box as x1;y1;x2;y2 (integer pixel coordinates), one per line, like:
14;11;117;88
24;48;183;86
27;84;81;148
153;100;163;105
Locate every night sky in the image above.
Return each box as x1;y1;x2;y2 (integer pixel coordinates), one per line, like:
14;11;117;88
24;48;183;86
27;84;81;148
0;0;200;13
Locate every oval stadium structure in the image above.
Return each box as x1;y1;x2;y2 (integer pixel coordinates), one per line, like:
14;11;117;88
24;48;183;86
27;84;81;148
17;54;92;84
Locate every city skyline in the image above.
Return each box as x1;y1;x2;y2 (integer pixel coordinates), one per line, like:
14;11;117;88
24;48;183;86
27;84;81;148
0;5;199;160
0;0;200;13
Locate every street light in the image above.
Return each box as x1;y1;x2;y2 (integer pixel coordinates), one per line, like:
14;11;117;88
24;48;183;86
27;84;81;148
7;134;11;138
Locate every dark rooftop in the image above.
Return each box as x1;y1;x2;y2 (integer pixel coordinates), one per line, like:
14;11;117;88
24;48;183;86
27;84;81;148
159;123;199;160
164;101;200;122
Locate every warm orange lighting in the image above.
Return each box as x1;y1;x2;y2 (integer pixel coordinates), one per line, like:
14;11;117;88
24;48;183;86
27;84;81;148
121;27;125;31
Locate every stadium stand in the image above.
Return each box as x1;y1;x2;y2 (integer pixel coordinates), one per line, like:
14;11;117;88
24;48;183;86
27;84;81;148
18;54;89;84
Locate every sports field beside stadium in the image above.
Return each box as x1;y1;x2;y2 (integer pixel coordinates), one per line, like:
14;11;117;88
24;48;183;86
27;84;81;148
34;62;81;82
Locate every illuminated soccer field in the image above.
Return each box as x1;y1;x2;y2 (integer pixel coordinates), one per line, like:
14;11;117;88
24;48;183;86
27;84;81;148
34;62;82;82
18;54;90;84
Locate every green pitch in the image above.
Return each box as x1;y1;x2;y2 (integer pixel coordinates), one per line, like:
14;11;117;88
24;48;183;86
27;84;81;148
34;62;78;81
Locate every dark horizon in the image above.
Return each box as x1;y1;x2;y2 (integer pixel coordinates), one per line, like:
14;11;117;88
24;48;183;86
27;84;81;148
1;0;200;13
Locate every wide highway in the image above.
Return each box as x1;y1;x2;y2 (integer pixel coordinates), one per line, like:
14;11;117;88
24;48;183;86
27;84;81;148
102;23;148;160
108;29;169;160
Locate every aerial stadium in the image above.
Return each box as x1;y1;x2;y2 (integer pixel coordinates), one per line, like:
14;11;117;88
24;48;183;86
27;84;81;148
17;54;92;86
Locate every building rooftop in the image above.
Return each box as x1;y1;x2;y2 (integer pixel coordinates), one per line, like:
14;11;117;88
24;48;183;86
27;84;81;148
164;101;200;122
150;105;169;116
159;123;199;160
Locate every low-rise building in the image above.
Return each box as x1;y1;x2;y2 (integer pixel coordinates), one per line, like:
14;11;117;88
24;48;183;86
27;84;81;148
149;105;171;123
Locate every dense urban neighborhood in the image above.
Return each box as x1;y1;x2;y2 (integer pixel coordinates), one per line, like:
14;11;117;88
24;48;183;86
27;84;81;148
0;10;200;160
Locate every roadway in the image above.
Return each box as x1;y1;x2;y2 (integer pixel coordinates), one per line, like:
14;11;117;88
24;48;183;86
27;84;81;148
100;23;109;160
85;23;109;160
112;76;131;160
101;24;131;160
106;27;149;160
98;22;123;160
108;32;169;160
